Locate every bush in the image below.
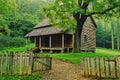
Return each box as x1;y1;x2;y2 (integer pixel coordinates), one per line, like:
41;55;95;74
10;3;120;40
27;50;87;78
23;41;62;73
0;35;26;49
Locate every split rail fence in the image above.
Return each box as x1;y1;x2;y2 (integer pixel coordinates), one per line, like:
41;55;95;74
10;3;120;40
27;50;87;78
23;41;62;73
0;52;52;75
81;56;120;78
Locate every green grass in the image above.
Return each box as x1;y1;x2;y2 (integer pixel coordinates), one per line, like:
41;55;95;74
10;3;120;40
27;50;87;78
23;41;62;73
0;73;41;80
1;44;120;63
50;48;120;63
0;44;35;53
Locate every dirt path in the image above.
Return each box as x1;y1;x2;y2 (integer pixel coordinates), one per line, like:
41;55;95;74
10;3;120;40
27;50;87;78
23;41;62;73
40;59;95;80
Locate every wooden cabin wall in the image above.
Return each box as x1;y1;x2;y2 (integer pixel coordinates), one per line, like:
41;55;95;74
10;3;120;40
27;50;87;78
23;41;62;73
64;34;72;48
51;34;62;48
81;17;96;52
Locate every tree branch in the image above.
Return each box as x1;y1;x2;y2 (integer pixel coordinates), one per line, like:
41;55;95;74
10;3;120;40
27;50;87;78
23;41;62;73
73;13;80;21
87;5;119;16
82;2;89;10
73;2;89;22
78;0;82;7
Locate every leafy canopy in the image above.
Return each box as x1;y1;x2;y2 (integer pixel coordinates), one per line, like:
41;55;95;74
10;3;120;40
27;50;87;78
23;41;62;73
43;0;120;29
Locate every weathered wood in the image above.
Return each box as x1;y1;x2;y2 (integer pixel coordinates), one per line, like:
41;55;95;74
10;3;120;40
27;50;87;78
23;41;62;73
86;58;89;76
1;54;4;75
104;57;107;77
62;34;64;52
72;34;74;48
0;52;52;75
29;53;32;74
50;36;52;48
6;54;8;75
34;37;36;47
81;56;120;78
89;57;92;75
94;57;97;78
20;53;23;75
10;52;13;74
39;37;41;48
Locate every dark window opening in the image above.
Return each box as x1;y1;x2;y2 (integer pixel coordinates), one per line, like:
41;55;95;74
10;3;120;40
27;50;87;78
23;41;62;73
84;35;87;42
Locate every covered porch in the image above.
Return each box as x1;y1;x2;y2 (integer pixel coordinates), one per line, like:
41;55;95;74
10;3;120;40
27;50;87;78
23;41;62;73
34;34;74;53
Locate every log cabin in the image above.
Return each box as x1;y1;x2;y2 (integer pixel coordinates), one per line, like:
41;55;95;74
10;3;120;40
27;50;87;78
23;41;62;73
25;16;96;53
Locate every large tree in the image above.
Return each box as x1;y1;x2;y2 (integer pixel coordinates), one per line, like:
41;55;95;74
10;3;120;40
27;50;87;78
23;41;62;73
43;0;120;52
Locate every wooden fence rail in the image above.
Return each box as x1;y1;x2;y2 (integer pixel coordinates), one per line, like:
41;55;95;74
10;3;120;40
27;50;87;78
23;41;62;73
81;56;120;78
0;52;52;75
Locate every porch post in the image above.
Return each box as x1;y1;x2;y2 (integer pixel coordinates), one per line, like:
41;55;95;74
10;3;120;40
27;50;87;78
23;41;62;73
62;34;64;52
50;35;52;53
39;36;41;48
34;37;36;47
26;38;28;51
50;35;52;48
39;37;43;53
72;34;75;48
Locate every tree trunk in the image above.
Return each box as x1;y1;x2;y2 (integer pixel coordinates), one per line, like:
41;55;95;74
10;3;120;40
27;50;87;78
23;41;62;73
117;20;120;50
111;23;114;50
74;30;80;52
73;1;89;52
74;15;87;52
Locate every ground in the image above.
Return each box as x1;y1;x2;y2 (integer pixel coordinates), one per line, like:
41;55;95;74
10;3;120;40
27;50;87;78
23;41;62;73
40;59;95;80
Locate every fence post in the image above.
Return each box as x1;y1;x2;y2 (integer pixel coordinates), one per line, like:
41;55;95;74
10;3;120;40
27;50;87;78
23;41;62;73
98;57;101;77
115;56;118;78
20;53;23;75
6;53;8;75
89;57;92;76
94;57;97;78
1;54;4;75
10;52;13;75
30;53;34;74
103;57;106;77
49;57;52;70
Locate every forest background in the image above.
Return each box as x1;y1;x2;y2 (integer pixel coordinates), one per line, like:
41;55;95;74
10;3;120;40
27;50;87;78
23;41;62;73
0;0;120;50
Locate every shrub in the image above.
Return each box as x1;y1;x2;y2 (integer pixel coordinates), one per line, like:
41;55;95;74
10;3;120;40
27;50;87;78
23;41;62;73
0;35;26;49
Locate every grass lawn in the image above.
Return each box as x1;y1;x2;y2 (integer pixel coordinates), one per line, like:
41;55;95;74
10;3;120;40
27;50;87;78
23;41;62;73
50;47;120;63
0;44;120;63
0;73;41;80
0;44;35;53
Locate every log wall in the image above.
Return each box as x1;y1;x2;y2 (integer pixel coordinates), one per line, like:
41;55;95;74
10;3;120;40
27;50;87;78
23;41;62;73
81;17;96;52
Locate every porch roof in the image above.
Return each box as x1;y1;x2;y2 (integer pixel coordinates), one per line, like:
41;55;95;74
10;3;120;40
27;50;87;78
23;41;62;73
25;26;66;37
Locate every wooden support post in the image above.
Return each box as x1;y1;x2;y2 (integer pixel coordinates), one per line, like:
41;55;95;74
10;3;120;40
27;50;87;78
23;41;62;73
40;37;43;53
34;37;36;47
26;38;28;51
39;37;41;48
62;34;64;52
72;34;74;48
49;35;52;53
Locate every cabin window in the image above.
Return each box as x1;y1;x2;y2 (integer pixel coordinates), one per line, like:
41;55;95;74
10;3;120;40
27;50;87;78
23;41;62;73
84;35;87;42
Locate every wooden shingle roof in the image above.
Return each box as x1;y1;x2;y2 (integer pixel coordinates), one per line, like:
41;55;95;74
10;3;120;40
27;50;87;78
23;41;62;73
34;19;51;29
25;16;97;38
25;26;65;37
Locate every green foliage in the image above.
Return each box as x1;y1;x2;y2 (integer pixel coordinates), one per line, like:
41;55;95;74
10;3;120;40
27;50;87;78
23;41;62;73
0;35;26;50
96;17;120;49
0;44;34;53
0;0;53;49
44;0;120;25
0;73;41;80
0;0;49;36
